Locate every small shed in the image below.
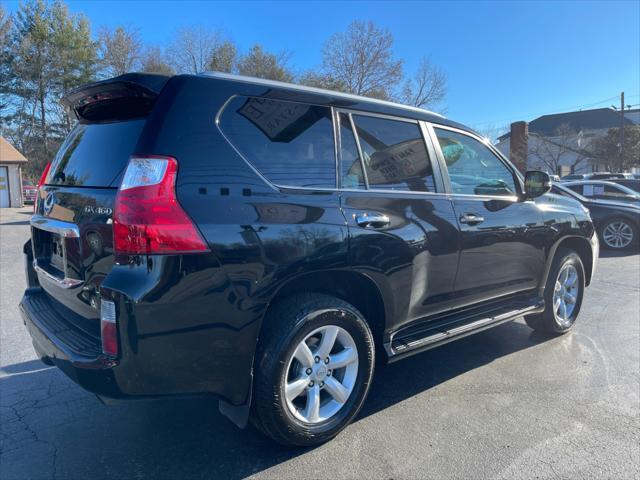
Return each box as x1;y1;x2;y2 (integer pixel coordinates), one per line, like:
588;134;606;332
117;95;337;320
0;136;27;207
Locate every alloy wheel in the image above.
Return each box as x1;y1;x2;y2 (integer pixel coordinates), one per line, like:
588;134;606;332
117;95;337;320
602;221;634;249
284;325;359;424
553;264;579;328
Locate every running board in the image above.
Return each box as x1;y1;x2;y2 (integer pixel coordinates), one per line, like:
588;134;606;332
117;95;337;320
386;295;545;362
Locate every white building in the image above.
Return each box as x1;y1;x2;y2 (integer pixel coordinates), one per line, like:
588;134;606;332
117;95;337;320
495;107;639;176
0;136;27;208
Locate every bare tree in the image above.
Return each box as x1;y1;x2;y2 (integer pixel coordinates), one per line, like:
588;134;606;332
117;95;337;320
168;26;228;74
400;56;446;109
528;124;592;175
140;46;174;75
320;20;403;99
98;26;142;76
236;44;293;82
475;123;508;143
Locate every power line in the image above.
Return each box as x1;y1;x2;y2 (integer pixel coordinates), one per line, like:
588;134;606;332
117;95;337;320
472;93;640;127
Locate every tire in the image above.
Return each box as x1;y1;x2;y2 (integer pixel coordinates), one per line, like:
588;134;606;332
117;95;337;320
599;217;637;251
524;248;585;334
250;293;375;447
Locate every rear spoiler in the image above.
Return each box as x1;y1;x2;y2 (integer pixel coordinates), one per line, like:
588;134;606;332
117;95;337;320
61;73;171;122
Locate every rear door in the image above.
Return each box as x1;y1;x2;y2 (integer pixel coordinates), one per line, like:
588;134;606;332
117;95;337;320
33;120;146;320
338;111;460;330
31;75;167;322
429;125;546;307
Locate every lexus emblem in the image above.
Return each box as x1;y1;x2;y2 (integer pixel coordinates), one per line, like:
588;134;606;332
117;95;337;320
43;192;55;215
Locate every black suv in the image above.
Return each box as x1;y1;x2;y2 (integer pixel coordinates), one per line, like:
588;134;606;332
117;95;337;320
21;73;599;446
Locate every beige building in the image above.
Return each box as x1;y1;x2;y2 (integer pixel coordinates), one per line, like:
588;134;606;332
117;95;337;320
0;136;27;207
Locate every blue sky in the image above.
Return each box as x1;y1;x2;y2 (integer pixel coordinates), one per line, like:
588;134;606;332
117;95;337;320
7;0;640;133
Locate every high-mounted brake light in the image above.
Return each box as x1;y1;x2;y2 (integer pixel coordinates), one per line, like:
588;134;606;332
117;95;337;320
113;155;209;255
34;162;52;212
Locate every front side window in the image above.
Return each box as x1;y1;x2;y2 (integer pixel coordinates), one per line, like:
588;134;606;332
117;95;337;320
351;115;435;192
434;128;517;196
219;97;336;188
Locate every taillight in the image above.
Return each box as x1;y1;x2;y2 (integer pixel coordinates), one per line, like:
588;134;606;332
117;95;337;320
34;162;52;212
113;155;209;255
100;300;118;357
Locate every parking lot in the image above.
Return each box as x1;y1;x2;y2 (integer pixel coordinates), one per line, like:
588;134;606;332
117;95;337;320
1;206;638;480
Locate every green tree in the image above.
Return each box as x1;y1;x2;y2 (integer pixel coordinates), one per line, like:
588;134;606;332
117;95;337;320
207;40;237;73
0;5;13;115
5;0;97;173
297;71;346;92
591;126;640;172
236;44;292;82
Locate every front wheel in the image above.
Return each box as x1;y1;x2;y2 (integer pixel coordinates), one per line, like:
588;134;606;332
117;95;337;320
251;294;374;446
525;248;585;334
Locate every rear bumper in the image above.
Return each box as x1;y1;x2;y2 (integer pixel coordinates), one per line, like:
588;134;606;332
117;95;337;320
20;288;123;398
20;248;260;430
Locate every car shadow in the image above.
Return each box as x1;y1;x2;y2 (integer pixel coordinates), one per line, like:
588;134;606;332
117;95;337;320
0;320;553;480
0;220;31;226
599;249;639;258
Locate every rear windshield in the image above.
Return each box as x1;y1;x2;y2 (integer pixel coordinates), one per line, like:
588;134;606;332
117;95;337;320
47;120;145;187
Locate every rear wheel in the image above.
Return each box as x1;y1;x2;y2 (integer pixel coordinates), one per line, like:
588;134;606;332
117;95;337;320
251;293;374;447
599;218;637;251
525;248;585;334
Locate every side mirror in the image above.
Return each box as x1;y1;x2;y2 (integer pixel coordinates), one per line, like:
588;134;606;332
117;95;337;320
524;171;552;199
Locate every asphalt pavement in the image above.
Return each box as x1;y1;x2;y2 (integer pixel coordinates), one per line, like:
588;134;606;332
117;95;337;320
1;207;639;480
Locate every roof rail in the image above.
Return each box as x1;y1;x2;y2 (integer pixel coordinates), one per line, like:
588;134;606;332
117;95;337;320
200;71;445;118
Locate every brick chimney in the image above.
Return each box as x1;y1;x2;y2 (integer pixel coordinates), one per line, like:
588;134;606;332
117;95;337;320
509;121;528;173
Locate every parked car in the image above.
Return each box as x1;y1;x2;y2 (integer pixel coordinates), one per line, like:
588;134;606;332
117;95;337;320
561;172;626;181
563;180;640;206
20;73;599;447
22;179;37;204
549;183;639;251
609;178;640;194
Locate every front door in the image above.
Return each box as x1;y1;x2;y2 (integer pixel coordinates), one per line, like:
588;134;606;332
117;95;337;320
430;126;546;307
337;111;460;330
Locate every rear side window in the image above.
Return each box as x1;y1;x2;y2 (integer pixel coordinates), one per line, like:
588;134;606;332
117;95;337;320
352;115;435;192
219;97;336;188
47;120;145;187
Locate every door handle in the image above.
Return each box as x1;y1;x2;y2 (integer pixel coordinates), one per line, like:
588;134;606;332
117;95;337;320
459;213;485;225
355;213;390;229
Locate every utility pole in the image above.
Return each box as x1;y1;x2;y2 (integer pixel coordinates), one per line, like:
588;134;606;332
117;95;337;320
620;91;625;171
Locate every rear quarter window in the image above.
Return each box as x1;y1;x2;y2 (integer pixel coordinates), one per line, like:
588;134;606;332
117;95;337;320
48;120;146;187
219;96;336;189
